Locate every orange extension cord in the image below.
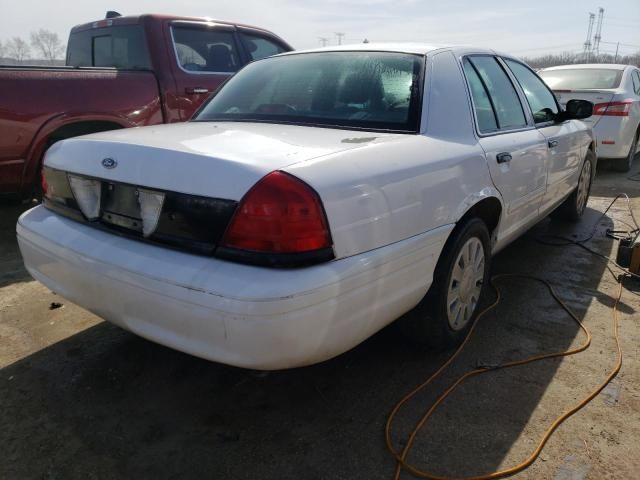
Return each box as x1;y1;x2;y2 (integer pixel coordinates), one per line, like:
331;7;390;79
385;273;626;480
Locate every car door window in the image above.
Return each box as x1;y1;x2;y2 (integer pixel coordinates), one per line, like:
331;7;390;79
463;59;498;132
505;59;559;123
241;33;287;61
172;26;240;73
467;56;527;130
632;71;640;95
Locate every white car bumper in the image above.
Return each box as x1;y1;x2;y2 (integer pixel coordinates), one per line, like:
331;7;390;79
17;206;450;369
594;115;638;159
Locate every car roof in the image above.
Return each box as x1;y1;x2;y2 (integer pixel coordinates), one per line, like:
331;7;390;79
540;63;630;71
279;42;513;58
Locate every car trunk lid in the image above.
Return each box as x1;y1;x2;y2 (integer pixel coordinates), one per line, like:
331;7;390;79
42;121;404;259
45;121;400;200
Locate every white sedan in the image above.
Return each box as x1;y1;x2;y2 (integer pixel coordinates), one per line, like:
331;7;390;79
18;44;595;369
539;63;640;171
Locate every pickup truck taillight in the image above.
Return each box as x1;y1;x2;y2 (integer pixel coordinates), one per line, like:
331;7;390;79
593;100;633;117
219;171;334;267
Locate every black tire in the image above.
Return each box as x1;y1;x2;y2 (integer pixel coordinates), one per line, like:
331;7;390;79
398;217;491;350
551;149;594;222
612;128;639;173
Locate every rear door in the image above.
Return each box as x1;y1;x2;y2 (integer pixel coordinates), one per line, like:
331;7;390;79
462;55;548;243
504;59;585;212
168;21;243;120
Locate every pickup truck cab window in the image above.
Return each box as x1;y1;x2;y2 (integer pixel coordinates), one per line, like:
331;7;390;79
504;59;559;124
465;55;527;131
241;33;287;61
172;26;240;73
67;25;151;69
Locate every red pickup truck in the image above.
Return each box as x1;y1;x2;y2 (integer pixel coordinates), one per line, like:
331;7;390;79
0;13;292;199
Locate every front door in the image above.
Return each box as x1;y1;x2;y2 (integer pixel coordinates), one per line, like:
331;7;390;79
502;59;585;212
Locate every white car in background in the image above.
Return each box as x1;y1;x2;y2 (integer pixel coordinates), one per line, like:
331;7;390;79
18;45;595;369
539;64;640;171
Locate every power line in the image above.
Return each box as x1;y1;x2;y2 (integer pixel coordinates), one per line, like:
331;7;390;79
600;40;640;48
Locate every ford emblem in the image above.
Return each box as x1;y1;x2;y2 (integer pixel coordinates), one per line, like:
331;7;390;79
102;158;117;169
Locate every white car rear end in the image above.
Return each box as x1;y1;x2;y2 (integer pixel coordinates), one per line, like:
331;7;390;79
539;64;640;171
17;45;595;369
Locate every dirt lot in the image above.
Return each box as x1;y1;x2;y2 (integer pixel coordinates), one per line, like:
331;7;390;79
1;164;639;480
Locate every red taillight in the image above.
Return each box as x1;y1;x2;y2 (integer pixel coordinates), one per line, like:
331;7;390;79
593;100;633;117
221;171;332;254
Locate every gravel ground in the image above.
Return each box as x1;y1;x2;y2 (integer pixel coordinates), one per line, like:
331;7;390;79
1;162;639;480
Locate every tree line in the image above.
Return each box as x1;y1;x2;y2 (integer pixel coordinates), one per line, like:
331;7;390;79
523;51;640;69
0;29;65;63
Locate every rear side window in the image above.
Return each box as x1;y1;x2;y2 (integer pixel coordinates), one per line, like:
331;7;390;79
241;33;287;61
172;27;239;73
632;71;640;95
463;59;498;132
505;59;558;123
539;68;623;90
467;56;527;131
67;25;151;69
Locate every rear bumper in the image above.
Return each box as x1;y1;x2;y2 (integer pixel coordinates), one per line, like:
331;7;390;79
17;206;449;369
593;116;638;159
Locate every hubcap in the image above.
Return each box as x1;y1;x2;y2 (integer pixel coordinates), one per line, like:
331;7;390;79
447;237;485;331
576;160;591;213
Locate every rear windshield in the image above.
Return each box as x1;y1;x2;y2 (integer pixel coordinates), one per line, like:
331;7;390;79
194;51;424;132
67;25;151;69
539;68;623;90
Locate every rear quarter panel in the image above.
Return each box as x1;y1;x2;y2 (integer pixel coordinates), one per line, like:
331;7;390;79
286;135;495;259
285;49;500;260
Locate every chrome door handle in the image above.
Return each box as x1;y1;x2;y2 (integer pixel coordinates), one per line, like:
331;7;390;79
548;140;559;148
185;87;209;94
496;152;512;164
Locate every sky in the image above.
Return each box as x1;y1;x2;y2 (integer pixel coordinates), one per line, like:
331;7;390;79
1;0;639;58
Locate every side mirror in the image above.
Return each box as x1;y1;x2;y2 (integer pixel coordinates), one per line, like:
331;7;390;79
560;99;593;121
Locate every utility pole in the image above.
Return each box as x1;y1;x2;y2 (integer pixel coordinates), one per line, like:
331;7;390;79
583;12;595;62
318;37;329;47
593;7;604;59
335;32;345;45
614;42;620;62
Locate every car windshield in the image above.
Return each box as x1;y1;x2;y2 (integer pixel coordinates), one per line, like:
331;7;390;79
194;51;424;132
539;68;623;90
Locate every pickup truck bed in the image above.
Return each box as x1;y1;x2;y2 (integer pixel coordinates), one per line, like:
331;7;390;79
0;66;163;195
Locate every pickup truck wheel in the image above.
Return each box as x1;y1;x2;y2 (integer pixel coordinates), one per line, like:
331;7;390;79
551;150;594;221
399;217;491;350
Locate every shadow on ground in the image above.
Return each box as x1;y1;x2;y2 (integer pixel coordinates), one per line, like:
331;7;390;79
0;201;33;287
